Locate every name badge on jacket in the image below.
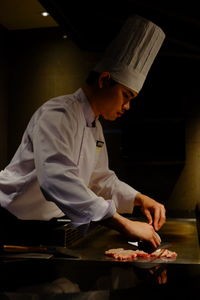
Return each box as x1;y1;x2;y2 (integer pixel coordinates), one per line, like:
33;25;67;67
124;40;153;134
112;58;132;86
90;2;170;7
96;140;104;148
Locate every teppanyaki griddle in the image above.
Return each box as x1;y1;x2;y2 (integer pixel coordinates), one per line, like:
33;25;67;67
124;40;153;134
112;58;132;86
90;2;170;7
56;218;200;266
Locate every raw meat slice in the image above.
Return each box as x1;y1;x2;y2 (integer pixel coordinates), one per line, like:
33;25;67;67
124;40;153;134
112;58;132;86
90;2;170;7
113;249;138;260
105;248;124;256
134;250;151;257
160;249;177;258
104;247;177;261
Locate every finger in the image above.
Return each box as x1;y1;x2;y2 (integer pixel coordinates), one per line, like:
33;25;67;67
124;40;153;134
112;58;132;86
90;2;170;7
144;209;153;225
157;206;166;229
150;238;158;249
153;206;166;231
153;208;160;231
152;232;161;248
154;231;161;243
149;233;160;248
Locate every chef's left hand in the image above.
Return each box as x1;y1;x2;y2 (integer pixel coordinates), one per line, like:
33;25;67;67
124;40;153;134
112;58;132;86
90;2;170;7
134;193;166;231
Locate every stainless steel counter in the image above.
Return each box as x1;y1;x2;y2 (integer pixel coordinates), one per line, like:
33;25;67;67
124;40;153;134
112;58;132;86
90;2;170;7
158;218;200;264
63;217;200;266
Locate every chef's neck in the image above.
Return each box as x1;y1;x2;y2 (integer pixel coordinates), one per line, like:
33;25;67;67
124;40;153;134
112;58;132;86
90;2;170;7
82;84;100;117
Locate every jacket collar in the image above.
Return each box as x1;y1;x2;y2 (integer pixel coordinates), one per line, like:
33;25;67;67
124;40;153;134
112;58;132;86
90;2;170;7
76;88;97;127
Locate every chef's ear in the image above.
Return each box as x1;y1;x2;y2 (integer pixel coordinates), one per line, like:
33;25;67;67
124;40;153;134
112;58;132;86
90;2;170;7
98;72;111;88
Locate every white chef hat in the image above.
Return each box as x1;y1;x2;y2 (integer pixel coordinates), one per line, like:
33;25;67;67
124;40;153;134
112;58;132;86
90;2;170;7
93;15;165;93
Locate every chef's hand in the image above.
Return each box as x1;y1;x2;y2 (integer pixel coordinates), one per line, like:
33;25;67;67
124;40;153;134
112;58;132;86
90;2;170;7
102;212;161;248
134;193;166;231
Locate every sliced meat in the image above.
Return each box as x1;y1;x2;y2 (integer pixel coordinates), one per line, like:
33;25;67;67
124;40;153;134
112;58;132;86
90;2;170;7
150;249;164;257
160;249;177;258
105;247;177;261
104;248;150;260
113;249;138;260
105;248;137;260
105;248;124;257
134;250;151;257
151;248;177;258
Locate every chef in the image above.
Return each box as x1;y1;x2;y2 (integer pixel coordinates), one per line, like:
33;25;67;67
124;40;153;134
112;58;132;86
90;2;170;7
0;15;165;248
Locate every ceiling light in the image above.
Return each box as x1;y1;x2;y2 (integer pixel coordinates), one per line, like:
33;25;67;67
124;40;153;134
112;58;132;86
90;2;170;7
41;12;49;17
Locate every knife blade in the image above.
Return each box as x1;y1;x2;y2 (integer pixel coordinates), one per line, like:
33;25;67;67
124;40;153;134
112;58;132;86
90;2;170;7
128;241;171;254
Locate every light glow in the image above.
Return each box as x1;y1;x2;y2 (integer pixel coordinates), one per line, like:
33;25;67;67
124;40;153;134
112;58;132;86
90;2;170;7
41;12;49;17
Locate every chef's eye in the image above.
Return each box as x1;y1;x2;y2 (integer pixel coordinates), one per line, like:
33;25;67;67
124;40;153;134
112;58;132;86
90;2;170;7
123;92;130;101
124;92;129;98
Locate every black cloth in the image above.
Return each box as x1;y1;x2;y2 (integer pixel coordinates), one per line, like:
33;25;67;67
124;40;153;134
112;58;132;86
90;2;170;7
0;206;68;246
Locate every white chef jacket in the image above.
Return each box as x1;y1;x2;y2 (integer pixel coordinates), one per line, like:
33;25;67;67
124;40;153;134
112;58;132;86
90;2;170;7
0;88;139;226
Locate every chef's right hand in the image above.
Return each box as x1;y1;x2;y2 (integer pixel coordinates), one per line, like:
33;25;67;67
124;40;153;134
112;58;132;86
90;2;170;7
123;219;161;248
102;212;161;248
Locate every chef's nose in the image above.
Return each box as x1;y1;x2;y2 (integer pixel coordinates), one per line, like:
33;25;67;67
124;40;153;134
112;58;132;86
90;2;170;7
123;101;130;110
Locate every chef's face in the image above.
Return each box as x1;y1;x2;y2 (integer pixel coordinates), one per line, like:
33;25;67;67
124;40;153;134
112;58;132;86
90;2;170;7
97;73;137;121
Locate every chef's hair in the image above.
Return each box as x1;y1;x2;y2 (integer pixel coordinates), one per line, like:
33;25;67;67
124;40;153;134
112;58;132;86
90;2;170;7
86;71;117;86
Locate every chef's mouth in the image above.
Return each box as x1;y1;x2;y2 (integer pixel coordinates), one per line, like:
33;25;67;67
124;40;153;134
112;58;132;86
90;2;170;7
117;112;124;117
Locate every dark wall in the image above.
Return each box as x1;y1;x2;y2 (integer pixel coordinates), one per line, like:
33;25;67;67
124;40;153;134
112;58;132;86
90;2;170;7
5;27;100;162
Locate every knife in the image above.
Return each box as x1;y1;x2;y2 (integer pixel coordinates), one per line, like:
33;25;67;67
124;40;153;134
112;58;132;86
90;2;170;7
2;245;80;259
128;241;171;254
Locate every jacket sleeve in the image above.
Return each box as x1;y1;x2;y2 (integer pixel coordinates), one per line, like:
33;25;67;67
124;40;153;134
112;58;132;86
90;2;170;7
89;122;139;214
32;108;116;227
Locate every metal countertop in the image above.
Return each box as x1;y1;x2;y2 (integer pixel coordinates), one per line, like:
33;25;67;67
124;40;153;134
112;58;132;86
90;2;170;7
59;217;200;266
